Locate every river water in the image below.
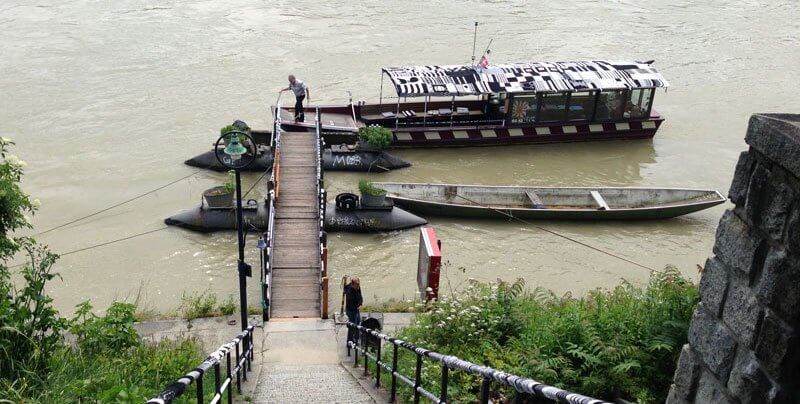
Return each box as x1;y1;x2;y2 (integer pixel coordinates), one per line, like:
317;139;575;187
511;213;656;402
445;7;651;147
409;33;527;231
1;0;798;314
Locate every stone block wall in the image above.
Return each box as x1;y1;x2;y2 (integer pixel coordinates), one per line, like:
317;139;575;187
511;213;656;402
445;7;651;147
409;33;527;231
667;114;800;403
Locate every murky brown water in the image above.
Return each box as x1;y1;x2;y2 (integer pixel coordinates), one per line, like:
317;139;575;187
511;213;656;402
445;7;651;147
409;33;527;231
2;0;798;314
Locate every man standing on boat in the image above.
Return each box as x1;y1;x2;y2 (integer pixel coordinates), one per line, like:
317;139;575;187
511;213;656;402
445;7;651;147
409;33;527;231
280;75;309;122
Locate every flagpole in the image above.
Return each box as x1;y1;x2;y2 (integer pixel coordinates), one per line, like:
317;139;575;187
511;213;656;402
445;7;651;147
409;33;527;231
471;22;478;64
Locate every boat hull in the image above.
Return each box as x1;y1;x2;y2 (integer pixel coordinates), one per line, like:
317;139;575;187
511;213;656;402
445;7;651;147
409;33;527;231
376;183;726;221
390;197;722;220
279;106;664;148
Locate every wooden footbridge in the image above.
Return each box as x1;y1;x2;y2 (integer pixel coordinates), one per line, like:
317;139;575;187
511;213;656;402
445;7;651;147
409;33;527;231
264;107;329;319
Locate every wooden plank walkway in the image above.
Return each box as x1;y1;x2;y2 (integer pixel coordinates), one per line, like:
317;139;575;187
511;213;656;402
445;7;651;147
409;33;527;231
270;131;321;318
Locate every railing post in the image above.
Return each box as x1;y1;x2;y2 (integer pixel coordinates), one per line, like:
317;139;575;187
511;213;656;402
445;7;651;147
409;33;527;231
390;344;398;403
479;376;491;404
440;364;449;404
413;354;422;404
363;328;368;377
375;337;382;388
196;371;204;404
235;339;241;392
227;352;233;403
353;325;358;366
243;335;250;381
214;362;222;399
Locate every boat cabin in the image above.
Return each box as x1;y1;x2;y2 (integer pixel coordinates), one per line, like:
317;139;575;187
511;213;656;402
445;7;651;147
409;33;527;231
363;60;669;129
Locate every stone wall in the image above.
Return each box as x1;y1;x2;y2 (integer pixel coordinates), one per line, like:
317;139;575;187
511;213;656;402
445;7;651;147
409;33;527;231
667;114;800;403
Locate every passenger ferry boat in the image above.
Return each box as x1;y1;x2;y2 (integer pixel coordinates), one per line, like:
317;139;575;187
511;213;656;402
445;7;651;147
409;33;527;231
278;60;669;147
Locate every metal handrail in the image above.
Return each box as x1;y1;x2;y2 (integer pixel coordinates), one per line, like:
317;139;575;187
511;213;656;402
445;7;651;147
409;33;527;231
346;322;609;404
314;107;328;319
147;326;255;404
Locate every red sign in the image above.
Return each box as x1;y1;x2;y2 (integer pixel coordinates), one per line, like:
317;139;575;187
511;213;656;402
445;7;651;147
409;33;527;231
417;227;442;301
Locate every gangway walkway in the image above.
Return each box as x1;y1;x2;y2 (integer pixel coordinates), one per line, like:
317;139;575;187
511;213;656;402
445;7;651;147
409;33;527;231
266;107;328;319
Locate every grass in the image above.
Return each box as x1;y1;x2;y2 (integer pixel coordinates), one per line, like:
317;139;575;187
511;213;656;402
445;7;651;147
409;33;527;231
391;268;698;403
360;298;419;313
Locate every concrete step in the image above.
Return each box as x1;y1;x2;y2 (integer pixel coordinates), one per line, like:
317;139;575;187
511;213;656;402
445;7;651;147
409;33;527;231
269;308;320;318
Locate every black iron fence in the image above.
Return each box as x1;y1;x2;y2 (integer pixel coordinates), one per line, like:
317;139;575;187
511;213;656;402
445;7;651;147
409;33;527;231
346;322;609;404
147;325;255;404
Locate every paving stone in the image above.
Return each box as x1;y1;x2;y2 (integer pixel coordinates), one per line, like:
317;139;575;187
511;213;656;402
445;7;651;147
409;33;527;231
255;364;375;403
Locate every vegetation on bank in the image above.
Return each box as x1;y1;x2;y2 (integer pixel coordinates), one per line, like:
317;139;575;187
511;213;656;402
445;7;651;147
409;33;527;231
392;269;698;403
0;137;205;402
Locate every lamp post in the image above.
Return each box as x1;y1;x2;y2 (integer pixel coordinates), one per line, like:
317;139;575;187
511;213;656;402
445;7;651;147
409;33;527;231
214;131;256;331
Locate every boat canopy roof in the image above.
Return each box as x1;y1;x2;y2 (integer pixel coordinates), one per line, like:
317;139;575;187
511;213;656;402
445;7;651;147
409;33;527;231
382;60;669;97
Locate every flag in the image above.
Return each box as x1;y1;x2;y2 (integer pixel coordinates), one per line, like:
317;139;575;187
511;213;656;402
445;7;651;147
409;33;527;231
479;54;489;68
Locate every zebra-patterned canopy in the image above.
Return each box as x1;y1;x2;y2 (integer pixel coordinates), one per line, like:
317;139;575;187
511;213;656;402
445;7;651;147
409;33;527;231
382;61;669;97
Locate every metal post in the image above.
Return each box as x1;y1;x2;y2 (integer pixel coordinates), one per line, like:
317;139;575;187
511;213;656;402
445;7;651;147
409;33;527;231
390;344;398;403
363;328;369;377
196;372;204;404
375;338;382;387
479;377;491;404
214;363;221;399
227;352;233;402
413;354;422;404
235;341;241;392
353;325;359;366
234;169;248;332
440;364;449;403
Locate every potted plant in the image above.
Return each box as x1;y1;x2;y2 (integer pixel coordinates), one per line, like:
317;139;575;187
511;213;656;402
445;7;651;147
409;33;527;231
358;179;387;207
357;125;393;151
203;170;236;208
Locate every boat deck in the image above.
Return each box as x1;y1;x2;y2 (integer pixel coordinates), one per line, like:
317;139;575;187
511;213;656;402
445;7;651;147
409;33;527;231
279;107;360;131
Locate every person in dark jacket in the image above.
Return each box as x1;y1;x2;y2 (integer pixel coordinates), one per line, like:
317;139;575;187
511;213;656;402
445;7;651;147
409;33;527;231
344;277;363;346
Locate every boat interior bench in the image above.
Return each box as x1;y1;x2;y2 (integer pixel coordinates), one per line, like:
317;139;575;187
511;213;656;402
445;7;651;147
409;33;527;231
590;190;610;210
525;191;546;209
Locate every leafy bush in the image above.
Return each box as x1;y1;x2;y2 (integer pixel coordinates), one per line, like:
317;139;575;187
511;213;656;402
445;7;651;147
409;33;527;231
70;301;141;356
358;125;393;149
358;179;386;197
179;289;218;320
0;137;68;383
394;269;698;403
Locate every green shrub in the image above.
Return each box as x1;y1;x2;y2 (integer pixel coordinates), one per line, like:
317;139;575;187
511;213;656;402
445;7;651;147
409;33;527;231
219;295;237;316
179;289;218;321
358;179;386;197
358;125;393;149
224;170;236;194
70;301;141;356
394;269;698;403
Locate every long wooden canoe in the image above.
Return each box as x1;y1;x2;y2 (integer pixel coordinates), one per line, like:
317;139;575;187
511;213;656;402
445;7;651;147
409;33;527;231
375;182;726;220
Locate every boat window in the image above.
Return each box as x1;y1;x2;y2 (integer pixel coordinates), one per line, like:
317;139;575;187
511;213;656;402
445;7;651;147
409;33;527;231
509;95;539;123
538;92;568;122
567;91;596;121
594;90;626;121
625;88;654;119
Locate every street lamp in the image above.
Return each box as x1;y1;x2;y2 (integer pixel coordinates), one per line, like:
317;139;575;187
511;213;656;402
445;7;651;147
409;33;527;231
214;130;256;331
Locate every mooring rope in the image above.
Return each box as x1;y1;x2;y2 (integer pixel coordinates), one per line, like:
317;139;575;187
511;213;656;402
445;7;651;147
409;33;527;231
32;170;202;237
451;193;658;272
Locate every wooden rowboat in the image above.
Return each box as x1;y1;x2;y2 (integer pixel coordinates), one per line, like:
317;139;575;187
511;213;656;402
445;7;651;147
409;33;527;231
375;182;726;220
